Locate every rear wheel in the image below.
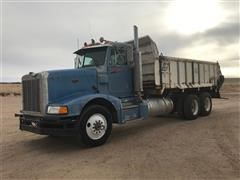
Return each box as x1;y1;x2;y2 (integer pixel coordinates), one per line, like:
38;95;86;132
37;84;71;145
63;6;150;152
183;94;200;120
176;94;185;118
199;92;212;116
79;105;112;147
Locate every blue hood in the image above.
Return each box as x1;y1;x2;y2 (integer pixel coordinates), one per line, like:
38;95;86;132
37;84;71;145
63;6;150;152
46;68;97;103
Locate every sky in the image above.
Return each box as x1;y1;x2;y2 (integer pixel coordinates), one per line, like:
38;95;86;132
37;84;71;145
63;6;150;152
1;0;240;82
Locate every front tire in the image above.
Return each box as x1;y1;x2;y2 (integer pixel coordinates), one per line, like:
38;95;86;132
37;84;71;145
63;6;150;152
183;94;200;120
79;105;112;147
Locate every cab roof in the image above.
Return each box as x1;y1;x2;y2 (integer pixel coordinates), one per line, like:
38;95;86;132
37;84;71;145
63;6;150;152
73;41;131;55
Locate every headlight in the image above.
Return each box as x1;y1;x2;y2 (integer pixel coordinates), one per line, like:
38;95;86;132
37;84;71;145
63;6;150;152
47;105;68;115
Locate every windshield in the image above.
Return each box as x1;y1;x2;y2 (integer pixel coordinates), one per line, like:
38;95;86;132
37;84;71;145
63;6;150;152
74;47;107;68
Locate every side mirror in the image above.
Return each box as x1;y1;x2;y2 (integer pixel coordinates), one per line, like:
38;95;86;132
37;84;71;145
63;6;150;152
74;56;82;68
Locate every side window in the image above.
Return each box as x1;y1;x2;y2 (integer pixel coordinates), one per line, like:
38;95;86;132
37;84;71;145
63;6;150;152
109;47;127;66
116;47;127;65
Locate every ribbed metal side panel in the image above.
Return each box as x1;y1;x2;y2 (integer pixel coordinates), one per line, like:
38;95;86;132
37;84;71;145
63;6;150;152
160;56;220;89
22;78;40;112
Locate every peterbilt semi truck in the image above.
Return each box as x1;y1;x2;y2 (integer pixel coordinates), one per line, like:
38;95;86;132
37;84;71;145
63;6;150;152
16;26;224;147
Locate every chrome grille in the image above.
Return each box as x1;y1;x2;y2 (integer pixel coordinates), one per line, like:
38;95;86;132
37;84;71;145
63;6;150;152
22;78;41;112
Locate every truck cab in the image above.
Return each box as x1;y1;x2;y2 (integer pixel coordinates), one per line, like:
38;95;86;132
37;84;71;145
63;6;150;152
18;35;148;147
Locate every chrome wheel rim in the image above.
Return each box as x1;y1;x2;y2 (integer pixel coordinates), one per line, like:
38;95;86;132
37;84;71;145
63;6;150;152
204;97;211;112
86;113;107;140
191;99;199;115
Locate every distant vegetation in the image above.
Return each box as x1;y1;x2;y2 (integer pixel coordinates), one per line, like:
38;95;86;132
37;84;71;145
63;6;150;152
0;78;239;97
0;82;21;84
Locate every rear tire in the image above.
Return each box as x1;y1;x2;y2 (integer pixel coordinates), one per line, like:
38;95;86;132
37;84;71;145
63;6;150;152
176;94;185;118
199;92;212;116
183;94;200;120
78;105;112;147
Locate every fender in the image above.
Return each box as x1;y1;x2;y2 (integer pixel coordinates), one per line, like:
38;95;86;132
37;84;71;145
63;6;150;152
52;93;123;123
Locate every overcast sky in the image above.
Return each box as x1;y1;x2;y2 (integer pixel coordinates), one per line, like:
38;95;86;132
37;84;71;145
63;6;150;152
1;0;239;82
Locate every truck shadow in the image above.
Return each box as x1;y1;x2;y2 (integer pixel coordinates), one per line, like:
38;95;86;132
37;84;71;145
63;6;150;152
24;115;182;153
24;136;85;153
111;115;181;141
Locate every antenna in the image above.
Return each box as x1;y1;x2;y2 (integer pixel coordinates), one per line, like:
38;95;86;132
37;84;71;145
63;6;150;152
88;20;93;38
77;38;79;49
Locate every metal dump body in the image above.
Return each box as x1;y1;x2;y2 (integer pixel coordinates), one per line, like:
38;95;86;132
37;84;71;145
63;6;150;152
159;56;221;90
127;36;223;94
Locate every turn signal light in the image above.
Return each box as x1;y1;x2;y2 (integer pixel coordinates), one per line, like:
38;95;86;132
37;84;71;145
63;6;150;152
59;106;68;114
47;106;68;115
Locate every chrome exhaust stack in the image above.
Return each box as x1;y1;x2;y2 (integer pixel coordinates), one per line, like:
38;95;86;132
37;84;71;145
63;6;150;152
133;25;143;97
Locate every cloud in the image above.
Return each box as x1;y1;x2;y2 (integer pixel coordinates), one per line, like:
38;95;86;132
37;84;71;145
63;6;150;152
2;1;240;81
199;22;239;45
2;2;169;81
151;21;240;79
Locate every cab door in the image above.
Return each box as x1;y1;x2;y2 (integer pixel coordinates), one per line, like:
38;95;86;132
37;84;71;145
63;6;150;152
108;47;133;98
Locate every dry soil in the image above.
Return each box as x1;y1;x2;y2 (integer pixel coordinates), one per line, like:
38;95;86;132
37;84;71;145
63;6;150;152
0;80;240;179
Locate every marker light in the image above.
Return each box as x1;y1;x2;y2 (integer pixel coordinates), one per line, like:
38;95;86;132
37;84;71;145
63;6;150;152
91;39;95;44
47;106;68;115
99;37;104;43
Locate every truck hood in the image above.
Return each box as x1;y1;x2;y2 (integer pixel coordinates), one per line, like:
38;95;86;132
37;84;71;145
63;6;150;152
46;68;97;103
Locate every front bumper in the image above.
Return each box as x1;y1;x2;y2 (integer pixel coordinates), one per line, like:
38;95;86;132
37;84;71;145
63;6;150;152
17;113;79;136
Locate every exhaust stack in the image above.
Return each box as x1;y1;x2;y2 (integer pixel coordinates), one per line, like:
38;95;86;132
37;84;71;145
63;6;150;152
133;25;143;95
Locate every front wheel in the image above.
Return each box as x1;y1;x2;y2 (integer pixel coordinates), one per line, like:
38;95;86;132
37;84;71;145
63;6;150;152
78;105;112;147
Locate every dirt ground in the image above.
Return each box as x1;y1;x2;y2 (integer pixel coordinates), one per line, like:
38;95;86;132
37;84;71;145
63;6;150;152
1;80;240;179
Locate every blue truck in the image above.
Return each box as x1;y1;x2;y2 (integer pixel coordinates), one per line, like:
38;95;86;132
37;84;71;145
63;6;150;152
16;26;224;146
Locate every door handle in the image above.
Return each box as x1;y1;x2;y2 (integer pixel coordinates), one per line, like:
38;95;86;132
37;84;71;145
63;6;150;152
111;67;123;73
